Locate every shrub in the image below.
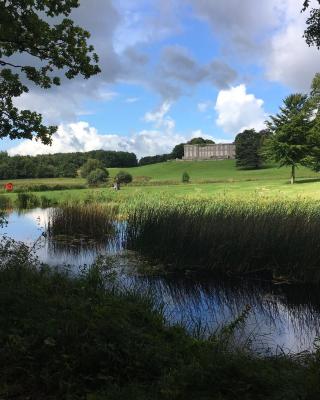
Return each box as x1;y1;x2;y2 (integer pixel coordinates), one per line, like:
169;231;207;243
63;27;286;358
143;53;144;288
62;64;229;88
115;171;133;184
14;184;87;193
182;172;190;183
80;158;105;178
87;169;109;186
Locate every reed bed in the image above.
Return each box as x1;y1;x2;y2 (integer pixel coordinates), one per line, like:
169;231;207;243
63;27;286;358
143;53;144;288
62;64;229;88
124;195;320;282
47;203;119;239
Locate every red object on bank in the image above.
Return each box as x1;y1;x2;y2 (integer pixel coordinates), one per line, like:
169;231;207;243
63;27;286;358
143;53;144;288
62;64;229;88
5;183;13;192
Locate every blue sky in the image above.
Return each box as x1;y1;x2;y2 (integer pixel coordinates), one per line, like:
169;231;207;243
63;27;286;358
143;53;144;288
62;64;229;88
5;0;320;158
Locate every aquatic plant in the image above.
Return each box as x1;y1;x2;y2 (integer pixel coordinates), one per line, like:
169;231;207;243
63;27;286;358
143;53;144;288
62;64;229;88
125;196;320;282
16;193;54;209
47;203;119;239
0;194;13;209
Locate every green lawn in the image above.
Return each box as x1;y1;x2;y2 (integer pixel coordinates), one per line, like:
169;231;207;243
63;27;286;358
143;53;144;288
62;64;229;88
109;160;320;182
2;160;320;202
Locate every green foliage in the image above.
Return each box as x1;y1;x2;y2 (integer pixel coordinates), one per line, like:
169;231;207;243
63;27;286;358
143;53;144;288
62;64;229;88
187;137;215;145
235;129;267;169
0;239;320;399
302;1;320;48
182;172;190;183
80;159;105;178
115;171;133;184
0;150;137;180
264;93;314;183
171;143;185;159
47;203;118;238
16;192;53;208
0;0;100;143
126;196;320;282
139;138;216;166
87;168;109;186
14;183;87;193
139;154;172;166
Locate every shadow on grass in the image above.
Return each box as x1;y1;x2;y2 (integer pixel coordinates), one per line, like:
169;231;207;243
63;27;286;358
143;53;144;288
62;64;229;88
295;178;320;184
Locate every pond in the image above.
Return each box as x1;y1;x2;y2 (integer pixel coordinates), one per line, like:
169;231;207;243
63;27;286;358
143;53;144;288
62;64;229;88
1;208;320;354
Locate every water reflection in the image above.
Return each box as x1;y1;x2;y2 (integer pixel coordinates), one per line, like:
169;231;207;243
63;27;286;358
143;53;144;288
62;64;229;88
1;208;320;353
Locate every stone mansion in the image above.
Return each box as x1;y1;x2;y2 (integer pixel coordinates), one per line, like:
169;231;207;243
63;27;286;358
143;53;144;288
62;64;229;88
183;143;236;160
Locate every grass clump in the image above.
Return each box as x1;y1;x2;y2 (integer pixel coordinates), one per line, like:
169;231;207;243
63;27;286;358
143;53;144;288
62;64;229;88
0;238;320;399
15;192;54;209
47;203;119;239
125;196;320;282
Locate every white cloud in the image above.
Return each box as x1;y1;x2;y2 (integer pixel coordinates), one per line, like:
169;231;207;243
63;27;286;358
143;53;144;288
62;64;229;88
143;101;175;130
7;122;193;158
7;99;230;158
266;9;320;91
188;0;320;91
215;84;266;134
125;97;140;103
198;101;213;113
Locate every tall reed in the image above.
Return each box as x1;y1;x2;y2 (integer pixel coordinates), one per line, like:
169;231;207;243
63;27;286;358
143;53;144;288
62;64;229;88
47;203;119;239
125;196;320;282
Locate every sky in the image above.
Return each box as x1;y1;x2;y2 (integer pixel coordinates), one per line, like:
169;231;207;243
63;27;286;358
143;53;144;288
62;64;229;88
3;0;320;158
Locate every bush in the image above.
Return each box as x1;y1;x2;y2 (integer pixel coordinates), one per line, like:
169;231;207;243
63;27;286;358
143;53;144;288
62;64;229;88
87;168;109;186
182;172;190;183
14;184;87;193
115;171;133;184
80;158;105;178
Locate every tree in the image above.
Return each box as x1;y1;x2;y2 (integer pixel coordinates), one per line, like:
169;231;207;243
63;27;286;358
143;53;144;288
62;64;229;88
263;94;313;184
302;1;320;48
0;0;100;144
139;154;171;166
187;138;215;145
80;159;105;178
115;171;133;184
87;169;108;186
235;129;266;169
171;138;216;160
171;143;185;159
299;74;320;172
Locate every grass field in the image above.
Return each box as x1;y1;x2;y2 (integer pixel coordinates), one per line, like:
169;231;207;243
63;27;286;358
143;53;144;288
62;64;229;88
1;160;320;201
109;160;320;182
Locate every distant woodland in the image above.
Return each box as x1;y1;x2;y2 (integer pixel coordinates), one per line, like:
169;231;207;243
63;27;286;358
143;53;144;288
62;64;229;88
0;150;138;179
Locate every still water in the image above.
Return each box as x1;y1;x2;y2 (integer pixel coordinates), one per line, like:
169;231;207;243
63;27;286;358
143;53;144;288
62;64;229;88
2;208;320;354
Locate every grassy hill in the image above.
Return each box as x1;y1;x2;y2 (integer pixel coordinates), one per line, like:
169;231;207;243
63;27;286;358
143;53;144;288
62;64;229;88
109;160;319;183
2;160;320;201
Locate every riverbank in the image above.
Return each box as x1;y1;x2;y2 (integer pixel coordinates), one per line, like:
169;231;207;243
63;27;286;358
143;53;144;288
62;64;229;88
3;193;320;283
1;238;319;400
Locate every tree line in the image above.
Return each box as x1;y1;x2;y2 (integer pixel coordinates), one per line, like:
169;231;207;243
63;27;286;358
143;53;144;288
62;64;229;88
139;137;215;166
0;150;137;180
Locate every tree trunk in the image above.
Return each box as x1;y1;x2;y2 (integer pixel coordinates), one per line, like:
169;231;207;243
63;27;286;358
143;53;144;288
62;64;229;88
290;165;295;184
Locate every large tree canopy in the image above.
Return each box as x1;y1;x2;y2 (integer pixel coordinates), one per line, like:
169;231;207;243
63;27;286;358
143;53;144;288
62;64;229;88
235;129;267;170
0;0;100;144
263;94;313;184
302;0;320;48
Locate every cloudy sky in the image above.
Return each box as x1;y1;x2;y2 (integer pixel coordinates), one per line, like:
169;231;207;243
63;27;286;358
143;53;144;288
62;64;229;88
3;0;320;158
